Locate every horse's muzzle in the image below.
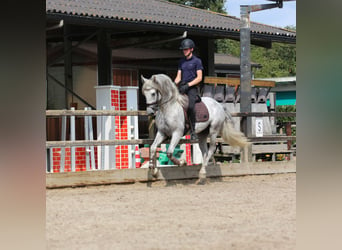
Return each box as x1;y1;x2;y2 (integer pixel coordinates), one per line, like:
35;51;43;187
146;105;157;115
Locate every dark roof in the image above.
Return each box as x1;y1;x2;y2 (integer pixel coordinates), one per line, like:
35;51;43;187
46;0;296;43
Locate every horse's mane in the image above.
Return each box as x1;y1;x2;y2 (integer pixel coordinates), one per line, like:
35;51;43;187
142;74;186;106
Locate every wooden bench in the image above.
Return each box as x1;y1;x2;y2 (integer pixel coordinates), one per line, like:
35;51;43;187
251;142;295;161
215;141;295;162
202;76;275;103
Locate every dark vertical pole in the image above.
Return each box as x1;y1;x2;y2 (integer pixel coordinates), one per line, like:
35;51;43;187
285;122;292;150
197;38;215;77
240;6;252;162
64;24;73;108
97;29;113;86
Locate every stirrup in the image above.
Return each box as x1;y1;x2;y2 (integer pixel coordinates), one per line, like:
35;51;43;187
190;132;198;140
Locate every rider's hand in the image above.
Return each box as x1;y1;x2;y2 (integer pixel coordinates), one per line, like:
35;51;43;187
179;83;189;94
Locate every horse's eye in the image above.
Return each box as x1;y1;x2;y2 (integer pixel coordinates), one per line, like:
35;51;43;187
151;93;155;97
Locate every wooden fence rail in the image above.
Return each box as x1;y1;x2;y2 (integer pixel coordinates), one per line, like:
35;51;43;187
46;109;296;148
46;136;296;148
46;109;296;175
47;138;197;148
232;112;295;117
46;110;295;118
46;110;148;117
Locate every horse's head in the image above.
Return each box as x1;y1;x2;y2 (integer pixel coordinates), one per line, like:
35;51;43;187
141;74;185;115
141;75;161;105
141;75;162;114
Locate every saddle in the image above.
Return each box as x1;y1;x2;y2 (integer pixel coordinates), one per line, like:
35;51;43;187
181;94;209;133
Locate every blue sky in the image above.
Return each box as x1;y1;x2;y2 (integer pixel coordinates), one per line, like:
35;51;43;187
224;1;296;28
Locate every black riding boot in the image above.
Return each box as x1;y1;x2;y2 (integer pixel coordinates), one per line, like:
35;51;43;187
189;111;198;140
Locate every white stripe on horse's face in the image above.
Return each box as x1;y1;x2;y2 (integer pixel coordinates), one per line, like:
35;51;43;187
143;88;159;105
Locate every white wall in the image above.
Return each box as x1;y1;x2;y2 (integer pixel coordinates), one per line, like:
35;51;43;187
73;65;97;109
47;65;97;109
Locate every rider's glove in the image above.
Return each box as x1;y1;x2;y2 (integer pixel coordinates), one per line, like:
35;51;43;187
178;83;189;94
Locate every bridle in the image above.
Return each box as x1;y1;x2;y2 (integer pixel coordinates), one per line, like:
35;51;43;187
146;89;173;111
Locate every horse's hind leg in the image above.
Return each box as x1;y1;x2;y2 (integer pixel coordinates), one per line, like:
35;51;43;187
206;132;219;166
199;131;218;178
196;132;218;185
197;133;209;182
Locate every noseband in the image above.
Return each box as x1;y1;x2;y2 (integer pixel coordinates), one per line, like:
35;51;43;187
146;90;172;110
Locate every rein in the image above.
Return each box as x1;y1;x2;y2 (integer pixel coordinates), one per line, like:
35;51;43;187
146;90;173;109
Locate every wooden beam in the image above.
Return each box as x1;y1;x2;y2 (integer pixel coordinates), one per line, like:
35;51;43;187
45;110;295;118
46;109;148;117
46;161;296;188
46;138;199;148
231;112;296;117
204;76;275;87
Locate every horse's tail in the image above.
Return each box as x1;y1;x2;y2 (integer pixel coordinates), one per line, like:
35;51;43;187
221;110;249;148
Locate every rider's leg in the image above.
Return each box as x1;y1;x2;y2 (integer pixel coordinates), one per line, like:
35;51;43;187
187;87;198;140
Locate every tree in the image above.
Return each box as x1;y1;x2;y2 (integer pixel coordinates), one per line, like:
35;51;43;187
216;39;239;57
285;25;296;31
216;38;296;78
251;42;296;78
167;0;226;13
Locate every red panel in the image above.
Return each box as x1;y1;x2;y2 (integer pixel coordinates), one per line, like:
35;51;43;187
185;135;192;165
51;146;100;172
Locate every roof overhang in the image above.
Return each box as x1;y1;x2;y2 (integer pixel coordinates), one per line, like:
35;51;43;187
47;13;296;45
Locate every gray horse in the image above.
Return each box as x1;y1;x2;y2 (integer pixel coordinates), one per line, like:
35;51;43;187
141;74;248;181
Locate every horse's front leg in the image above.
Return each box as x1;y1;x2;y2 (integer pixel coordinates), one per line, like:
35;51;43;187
149;131;166;170
197;133;209;182
166;131;184;166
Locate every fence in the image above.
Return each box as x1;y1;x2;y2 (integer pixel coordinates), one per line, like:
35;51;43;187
46;108;296;173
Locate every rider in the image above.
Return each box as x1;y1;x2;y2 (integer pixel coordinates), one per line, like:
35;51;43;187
174;38;203;140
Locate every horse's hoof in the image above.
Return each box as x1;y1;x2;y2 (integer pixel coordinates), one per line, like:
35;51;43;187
151;168;159;177
199;172;206;179
179;159;187;167
195;177;207;185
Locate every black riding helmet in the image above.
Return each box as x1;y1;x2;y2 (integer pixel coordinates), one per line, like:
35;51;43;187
179;38;195;50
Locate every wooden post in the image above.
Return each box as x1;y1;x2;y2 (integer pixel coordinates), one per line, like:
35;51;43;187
148;116;156;167
84;107;90;171
87;107;96;170
97;29;113;85
70;107;76;171
60;114;67;172
286;122;292;150
240;6;253;162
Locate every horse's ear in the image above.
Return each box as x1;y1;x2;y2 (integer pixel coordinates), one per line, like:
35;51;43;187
141;75;147;83
151;75;157;84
